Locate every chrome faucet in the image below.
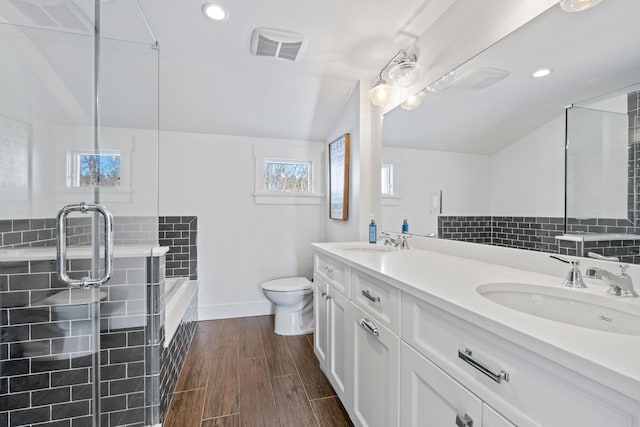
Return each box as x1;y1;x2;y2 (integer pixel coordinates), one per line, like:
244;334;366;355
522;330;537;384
585;264;639;297
379;232;399;247
379;232;410;249
399;234;411;250
550;255;586;288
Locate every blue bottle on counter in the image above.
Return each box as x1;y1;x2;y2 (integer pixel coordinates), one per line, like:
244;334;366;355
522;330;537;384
369;215;377;243
402;217;409;234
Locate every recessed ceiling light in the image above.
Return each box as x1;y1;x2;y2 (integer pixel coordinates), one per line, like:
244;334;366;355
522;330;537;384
202;3;228;21
532;68;553;78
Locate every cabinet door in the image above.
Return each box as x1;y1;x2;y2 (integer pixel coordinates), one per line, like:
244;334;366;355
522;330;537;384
400;343;482;427
483;404;515;427
313;275;329;368
351;303;399;427
328;286;351;405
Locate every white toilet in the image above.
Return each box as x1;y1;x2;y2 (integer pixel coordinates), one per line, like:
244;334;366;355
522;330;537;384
261;277;314;335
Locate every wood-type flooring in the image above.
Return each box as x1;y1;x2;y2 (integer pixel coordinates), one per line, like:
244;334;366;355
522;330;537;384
164;315;353;427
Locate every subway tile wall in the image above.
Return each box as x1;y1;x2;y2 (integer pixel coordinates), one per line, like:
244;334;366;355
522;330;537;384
158;294;196;421
158;217;198;280
438;216;564;253
0;216;158;249
0;256;151;427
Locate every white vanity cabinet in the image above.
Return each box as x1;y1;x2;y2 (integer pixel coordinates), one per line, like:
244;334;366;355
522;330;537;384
401;293;640;427
351;303;399;427
400;342;514;427
313;274;329;367
313;253;352;407
400;342;482;427
483;404;516;427
312;244;640;427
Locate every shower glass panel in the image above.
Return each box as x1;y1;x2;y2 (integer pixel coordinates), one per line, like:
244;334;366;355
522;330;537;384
0;1;159;426
565;103;640;261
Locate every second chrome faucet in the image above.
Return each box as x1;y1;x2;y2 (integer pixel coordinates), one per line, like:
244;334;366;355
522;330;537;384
550;254;639;297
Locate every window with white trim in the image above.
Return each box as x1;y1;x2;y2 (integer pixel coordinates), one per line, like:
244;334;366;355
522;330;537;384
253;143;323;205
381;163;393;196
67;150;121;188
381;162;400;206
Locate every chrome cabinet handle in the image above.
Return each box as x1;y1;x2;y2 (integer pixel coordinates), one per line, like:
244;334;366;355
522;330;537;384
359;317;379;336
56;202;114;288
456;413;473;427
361;289;380;303
458;348;509;384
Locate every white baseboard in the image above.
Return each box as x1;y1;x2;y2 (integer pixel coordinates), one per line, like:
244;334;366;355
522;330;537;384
198;300;274;320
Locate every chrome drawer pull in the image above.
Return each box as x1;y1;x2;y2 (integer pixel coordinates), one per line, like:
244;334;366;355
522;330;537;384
458;348;509;384
359;317;379;336
362;289;380;302
456;413;473;427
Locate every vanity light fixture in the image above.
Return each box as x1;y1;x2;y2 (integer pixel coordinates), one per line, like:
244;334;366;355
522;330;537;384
426;71;456;93
369;49;421;107
370;77;394;107
532;68;553;78
401;91;425;110
559;0;603;13
202;3;228;21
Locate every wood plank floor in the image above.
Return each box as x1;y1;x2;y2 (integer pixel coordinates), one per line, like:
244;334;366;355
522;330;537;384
164;315;353;427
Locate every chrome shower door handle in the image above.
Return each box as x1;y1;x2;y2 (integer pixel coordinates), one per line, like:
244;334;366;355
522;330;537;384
56;202;114;288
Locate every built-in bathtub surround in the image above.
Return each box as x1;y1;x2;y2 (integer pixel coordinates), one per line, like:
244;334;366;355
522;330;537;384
0;216;159;249
158;289;196;421
158;216;198;280
0;246;171;426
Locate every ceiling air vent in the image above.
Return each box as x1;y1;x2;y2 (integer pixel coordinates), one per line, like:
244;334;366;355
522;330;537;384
250;28;307;62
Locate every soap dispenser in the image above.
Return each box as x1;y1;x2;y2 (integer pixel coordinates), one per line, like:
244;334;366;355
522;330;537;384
369;215;377;244
402;216;409;234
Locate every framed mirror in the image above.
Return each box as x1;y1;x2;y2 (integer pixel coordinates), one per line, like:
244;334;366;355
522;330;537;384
380;0;640;260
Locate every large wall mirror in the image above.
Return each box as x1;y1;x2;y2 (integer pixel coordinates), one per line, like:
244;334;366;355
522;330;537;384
380;0;640;262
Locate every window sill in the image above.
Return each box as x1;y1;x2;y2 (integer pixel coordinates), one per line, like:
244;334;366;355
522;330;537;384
253;192;323;205
382;195;401;206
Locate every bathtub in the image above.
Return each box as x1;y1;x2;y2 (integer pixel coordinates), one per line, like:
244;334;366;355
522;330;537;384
164;277;198;347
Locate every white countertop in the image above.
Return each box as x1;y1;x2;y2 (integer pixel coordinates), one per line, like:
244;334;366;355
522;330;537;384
0;245;169;262
312;241;640;402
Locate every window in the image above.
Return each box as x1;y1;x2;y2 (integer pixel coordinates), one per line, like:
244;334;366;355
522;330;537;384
381;162;400;206
264;161;311;193
253;143;323;205
381;163;393;195
68;150;121;188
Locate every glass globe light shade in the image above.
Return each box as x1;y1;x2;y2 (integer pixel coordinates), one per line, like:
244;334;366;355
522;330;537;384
388;61;421;88
559;0;603;13
370;80;394;107
401;91;425;111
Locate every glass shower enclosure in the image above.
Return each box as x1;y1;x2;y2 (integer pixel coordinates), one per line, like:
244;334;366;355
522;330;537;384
0;1;159;426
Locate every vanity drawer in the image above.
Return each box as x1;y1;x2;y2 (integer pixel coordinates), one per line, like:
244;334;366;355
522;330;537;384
351;269;400;334
314;253;349;296
401;294;640;427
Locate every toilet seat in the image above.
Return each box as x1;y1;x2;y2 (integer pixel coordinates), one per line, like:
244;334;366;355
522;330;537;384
261;277;312;292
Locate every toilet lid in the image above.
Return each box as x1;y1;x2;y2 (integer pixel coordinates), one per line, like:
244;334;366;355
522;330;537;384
261;277;312;292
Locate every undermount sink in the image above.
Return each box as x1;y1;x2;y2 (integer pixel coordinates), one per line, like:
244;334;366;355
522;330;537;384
341;245;394;253
477;283;640;336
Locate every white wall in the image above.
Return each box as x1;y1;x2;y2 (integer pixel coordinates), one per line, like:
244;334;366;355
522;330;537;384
159;131;325;320
566;108;628;219
324;82;382;242
491;116;565;217
381;148;492;236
